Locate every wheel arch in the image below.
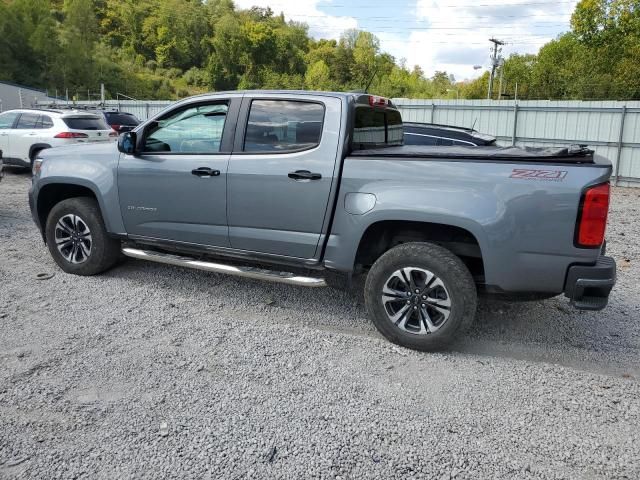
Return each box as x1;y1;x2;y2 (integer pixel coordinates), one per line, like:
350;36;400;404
353;218;486;283
36;181;110;242
29;144;52;163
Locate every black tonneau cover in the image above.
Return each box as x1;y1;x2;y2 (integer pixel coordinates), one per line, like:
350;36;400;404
351;145;596;163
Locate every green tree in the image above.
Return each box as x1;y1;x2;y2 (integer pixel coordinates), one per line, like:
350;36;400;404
305;60;333;90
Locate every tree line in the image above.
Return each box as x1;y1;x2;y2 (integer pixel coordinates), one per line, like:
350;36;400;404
1;0;638;101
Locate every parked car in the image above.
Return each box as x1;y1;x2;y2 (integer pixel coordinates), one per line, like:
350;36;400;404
29;91;616;351
0;109;117;170
95;110;141;133
403;121;496;146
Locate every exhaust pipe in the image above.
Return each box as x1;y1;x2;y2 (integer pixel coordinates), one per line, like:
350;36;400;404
122;247;327;288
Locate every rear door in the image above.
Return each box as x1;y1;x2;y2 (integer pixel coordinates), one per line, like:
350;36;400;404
227;95;342;259
118;97;239;247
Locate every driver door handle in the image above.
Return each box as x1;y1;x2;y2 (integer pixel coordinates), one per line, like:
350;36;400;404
191;167;220;177
288;170;322;180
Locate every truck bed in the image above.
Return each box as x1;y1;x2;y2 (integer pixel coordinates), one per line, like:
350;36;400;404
351;145;601;164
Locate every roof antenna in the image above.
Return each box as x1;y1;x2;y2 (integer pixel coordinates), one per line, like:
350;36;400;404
364;68;378;93
470;117;477;132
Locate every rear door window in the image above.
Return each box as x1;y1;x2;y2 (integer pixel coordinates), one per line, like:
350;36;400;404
243;100;324;153
15;113;40;129
35;115;53;129
63;116;110;130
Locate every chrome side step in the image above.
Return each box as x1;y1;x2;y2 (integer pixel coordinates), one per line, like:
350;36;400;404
121;247;327;288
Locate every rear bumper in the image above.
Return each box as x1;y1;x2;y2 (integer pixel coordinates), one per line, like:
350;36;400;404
564;255;616;310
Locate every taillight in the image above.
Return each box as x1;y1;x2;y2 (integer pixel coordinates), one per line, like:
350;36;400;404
33;158;43;176
576;182;610;247
111;124;121;131
54;132;89;139
368;95;389;107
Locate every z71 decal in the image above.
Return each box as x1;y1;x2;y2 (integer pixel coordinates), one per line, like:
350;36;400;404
510;169;568;181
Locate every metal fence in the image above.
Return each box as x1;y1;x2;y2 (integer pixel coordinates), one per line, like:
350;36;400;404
393;99;640;187
42;98;640;186
36;99;173;123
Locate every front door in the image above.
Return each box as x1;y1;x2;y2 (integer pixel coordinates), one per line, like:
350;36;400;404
118;99;238;247
227;96;342;259
0;111;20;161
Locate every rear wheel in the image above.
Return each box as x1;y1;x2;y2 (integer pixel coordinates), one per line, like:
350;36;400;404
45;197;121;275
364;242;477;351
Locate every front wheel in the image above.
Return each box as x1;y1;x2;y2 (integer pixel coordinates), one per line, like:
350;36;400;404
364;242;477;351
45;197;121;276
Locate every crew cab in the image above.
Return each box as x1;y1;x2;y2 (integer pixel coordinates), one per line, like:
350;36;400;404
29;91;616;351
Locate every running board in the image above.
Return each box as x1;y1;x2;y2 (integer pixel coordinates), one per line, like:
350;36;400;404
121;247;327;288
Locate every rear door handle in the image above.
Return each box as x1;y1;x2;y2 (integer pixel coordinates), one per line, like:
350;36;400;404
288;170;322;180
191;167;220;177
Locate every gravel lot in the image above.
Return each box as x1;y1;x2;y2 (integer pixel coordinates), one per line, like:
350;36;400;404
1;169;639;479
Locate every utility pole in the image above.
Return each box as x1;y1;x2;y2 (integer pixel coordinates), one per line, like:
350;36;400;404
498;58;505;100
487;37;504;100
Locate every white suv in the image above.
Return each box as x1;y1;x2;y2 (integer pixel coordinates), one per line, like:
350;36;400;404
0;109;117;170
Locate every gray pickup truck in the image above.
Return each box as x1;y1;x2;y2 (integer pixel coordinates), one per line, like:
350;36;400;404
29;91;616;351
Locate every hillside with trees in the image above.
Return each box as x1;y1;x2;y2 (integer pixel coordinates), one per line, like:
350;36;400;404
1;0;639;100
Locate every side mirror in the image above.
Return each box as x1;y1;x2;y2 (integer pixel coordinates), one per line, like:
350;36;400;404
118;131;137;154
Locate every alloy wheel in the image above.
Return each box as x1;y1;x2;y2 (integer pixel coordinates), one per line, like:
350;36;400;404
381;267;452;334
54;214;92;264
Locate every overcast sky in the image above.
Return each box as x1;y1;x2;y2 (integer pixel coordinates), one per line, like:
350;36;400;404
233;0;578;81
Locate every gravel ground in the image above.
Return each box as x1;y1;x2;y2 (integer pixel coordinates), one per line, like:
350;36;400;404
1;169;639;479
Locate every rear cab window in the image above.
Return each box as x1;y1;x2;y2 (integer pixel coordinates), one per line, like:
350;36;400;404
63;116;110;130
243;100;324;153
352;96;403;150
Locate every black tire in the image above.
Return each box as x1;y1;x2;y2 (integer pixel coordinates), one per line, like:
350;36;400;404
45;197;121;276
364;242;477;351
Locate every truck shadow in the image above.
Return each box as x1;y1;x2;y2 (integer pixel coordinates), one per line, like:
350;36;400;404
450;295;639;377
111;259;639;378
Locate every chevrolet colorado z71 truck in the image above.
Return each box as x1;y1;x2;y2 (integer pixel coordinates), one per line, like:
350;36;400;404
29;91;616;351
